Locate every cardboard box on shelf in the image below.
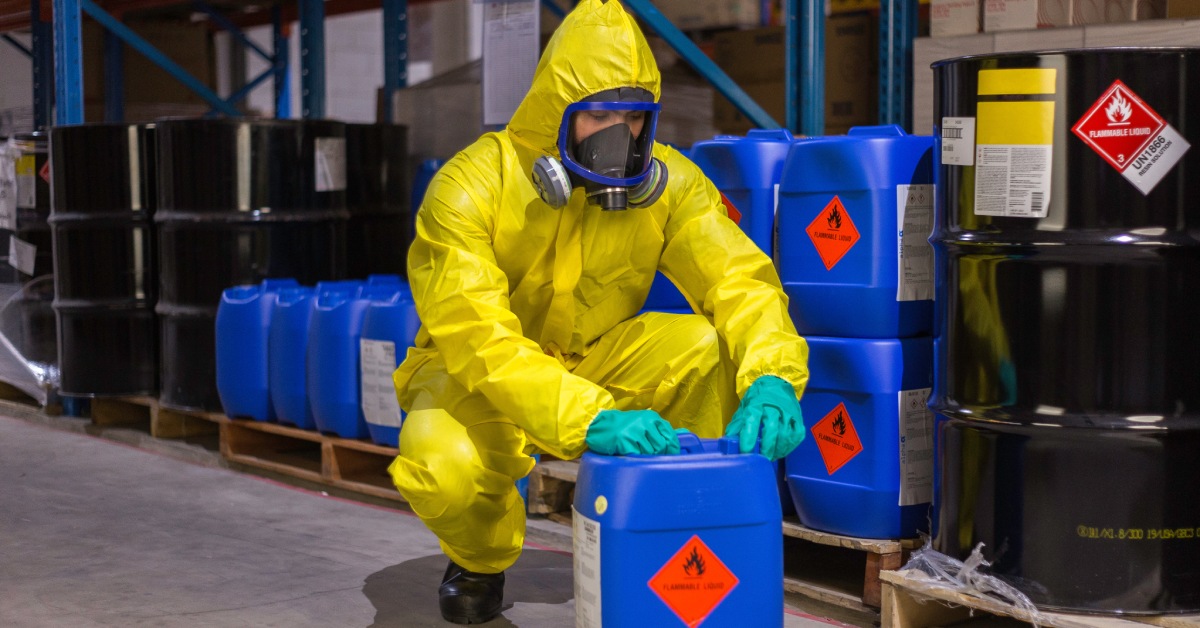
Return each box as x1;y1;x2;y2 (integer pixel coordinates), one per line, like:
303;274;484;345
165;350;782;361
650;0;762;30
1167;0;1200;16
1073;0;1165;23
932;0;981;36
710;13;876;135
82;19;216;121
983;0;1038;30
1037;0;1074;25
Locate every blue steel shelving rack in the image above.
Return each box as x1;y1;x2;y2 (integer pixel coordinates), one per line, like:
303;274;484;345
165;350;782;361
23;0;915;131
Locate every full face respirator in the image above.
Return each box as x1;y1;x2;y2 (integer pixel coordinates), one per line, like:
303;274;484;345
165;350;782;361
532;90;668;211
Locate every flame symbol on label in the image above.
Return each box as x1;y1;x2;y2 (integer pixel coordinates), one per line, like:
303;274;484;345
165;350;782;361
682;547;706;577
833;412;847;436
827;205;842;229
1106;92;1132;125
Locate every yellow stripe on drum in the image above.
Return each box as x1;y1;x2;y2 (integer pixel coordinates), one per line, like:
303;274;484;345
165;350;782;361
977;68;1057;96
977;101;1055;145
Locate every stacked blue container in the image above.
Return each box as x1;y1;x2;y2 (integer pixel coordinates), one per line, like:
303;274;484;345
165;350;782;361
690;129;803;516
308;275;404;439
360;284;420;447
645;131;799;315
690;129;798;258
777;126;936;540
215;278;299;421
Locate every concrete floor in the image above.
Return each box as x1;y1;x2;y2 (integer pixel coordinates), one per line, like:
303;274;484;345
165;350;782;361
0;411;853;627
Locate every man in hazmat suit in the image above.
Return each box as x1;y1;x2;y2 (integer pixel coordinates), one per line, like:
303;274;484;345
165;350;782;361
388;0;809;623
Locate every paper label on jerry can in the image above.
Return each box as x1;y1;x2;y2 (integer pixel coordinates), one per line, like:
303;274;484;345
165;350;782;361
573;507;602;628
359;339;403;428
896;184;934;302
898;388;934;507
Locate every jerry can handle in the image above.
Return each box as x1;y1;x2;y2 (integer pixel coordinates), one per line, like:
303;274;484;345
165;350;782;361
847;124;907;137
746;129;796;142
260;277;300;291
676;431;705;454
676;432;763;456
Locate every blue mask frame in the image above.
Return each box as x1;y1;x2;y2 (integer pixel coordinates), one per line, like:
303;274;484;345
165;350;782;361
557;100;661;187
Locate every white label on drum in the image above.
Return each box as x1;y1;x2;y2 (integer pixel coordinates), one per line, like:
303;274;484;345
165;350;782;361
941;117;975;166
0;145;16;230
898;388;934;507
973;144;1052;218
314;137;346;192
360;338;402;428
15;154;36;210
8;235;35;276
897;184;934;302
574;507;602;628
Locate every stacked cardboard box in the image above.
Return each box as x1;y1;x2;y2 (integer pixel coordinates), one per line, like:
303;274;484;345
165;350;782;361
82;19;217;122
710;13;877;135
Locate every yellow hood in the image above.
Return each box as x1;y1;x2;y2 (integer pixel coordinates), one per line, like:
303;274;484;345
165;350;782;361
507;0;661;157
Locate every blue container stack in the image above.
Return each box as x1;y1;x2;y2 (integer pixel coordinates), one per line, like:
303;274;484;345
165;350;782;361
689;129;804;516
360;284;420;447
573;434;782;627
212;275;415;445
216;278;299;421
776;125;936;540
690;129;799;258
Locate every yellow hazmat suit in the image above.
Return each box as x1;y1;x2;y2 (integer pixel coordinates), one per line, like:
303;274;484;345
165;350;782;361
388;0;809;574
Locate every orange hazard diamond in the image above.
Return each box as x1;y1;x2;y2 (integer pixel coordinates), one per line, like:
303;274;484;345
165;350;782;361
38;160;50;184
648;535;739;627
806;196;860;270
811;402;864;475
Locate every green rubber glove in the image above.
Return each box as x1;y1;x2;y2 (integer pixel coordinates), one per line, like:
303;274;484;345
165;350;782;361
725;375;805;461
586;409;681;455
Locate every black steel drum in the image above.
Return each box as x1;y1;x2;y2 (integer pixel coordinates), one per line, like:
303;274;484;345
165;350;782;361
344;123;409;279
50;123;159;396
155;118;347;412
932;48;1200;614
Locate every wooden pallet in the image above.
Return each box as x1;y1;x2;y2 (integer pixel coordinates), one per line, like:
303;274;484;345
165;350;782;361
220;419;403;503
90;396;222;439
524;457;918;614
526;457;579;525
0;380;59;415
783;519;920;612
881;569;1200;628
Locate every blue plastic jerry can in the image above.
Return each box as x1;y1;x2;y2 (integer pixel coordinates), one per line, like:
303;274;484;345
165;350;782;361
216;278;299;421
573;434;783;627
359;283;420;447
308;278;404;439
268;286;318;430
776;125;935;338
786;335;934;539
690;129;799;258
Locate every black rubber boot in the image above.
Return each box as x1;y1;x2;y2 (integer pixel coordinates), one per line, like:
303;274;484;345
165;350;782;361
439;560;505;624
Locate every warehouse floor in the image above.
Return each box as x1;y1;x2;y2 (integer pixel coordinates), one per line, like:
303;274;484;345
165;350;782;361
0;410;856;627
